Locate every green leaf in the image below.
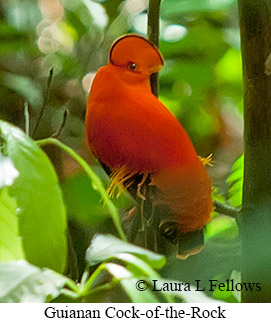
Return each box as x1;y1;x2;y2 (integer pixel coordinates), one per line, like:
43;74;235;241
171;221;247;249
212;284;236;302
120;278;159;302
0;260;67;303
212;271;241;302
0;121;67;273
86;234;166;269
110;253;174;302
105;263;159;303
0;189;24;261
205;215;239;242
227;155;243;207
161;0;236;18
115;253;160;278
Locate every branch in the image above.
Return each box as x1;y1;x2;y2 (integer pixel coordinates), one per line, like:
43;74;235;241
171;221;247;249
147;0;161;97
214;200;240;218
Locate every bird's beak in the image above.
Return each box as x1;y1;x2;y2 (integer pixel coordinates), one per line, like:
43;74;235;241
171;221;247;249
149;65;163;74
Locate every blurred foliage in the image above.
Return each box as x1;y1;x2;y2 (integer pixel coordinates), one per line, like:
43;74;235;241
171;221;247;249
62;169;132;227
0;235;218;303
0;0;244;302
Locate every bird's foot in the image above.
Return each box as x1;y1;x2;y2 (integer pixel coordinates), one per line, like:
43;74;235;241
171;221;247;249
136;173;149;200
126;206;137;220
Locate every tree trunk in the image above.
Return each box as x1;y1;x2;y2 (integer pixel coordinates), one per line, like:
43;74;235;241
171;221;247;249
238;0;271;302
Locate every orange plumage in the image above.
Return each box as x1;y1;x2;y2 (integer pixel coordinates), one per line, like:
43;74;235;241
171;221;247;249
86;34;213;236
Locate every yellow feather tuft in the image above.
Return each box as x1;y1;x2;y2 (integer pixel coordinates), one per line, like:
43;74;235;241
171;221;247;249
107;166;138;198
200;154;213;167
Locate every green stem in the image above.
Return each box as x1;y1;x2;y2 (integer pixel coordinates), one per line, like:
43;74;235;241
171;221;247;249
65;277;79;293
80;268;90;286
32;68;53;138
36;138;127;242
79;263;106;296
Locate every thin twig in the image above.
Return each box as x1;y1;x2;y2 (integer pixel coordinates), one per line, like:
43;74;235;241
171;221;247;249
147;0;161;49
214;200;240;218
32;67;54;138
147;0;162;97
78;263;106;296
24;101;30;136
52;108;69;138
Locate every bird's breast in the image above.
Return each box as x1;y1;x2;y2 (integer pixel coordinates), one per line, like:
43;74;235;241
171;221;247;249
86;66;200;173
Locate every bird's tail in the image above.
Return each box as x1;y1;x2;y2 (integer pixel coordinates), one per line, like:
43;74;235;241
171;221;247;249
150;160;213;234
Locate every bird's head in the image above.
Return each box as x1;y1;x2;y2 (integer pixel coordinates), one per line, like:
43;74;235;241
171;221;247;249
109;34;164;84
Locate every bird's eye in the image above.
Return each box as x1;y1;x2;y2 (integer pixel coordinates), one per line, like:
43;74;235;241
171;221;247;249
127;62;138;72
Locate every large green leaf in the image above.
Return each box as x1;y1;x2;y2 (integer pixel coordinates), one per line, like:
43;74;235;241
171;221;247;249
0;188;24;261
205;215;239;242
0;260;67;303
86;234;166;269
0;121;67;272
105;263;159;303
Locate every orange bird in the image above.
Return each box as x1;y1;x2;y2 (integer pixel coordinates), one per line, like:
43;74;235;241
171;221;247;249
86;34;213;253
